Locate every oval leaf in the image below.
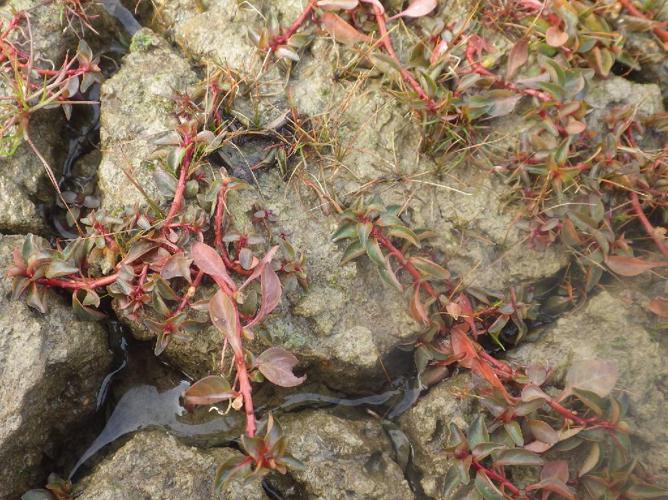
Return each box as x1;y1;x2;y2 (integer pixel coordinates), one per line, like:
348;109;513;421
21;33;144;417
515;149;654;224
564;359;618;398
605;255;667;277
192;242;236;291
389;0;437;20
321;12;371;45
209;289;242;355
256;347;306;387
184;375;236;406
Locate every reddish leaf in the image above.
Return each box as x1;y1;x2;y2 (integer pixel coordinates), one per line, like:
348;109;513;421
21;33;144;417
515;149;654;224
209;290;242;355
192;242;236;291
321;12;371;45
183;375;237;406
161;252;193;283
317;0;359;9
564;359;618;398
471;358;512;401
506;38;528;80
410;285;430;325
451;324;477;369
648;296;668;318
528;419;559;445
526;478;575;500
389;0;437;20
255;347;306;387
245;260;282;329
605;255;668;276
239;246;278;290
546;26;568;47
541;460;569;483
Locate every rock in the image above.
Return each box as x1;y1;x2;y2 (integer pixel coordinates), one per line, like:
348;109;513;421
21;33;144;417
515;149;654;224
0;234;112;498
280;410;413;499
0;0;75;234
75;430;264;499
97;28;197;213
0;115;63;234
584;77;665;137
508;290;668;483
398;375;477;498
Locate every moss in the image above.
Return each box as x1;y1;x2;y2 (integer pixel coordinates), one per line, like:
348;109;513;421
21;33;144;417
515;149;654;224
130;31;160;53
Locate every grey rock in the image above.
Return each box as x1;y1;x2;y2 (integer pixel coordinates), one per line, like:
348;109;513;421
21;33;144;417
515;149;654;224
0;0;74;234
281;410;413;499
398;375;477;498
0;115;63;234
75;430;264;499
508;290;668;483
585;77;664;137
0;234;112;498
97;28;197;213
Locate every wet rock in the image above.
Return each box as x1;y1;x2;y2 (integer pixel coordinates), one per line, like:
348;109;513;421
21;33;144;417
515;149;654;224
97;28;197;213
508;290;668;483
0;234;112;498
280;410;413;499
398;375;477;498
75;430;264;499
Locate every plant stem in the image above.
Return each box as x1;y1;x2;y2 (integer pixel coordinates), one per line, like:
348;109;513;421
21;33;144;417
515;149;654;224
235;314;256;437
471;459;521;496
629;192;668;259
270;0;317;49
164;142;193;227
618;0;668;42
215;187;252;276
370;5;439;112
372;227;438;298
37;273;118;290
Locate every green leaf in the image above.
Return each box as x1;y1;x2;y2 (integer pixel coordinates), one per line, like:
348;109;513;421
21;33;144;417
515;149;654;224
472;442;506;460
571;388;606;416
474;471;504;500
467;416;489;450
494;449;544;467
410;256;450;280
357;221;372;248
625;483;668;499
578;442;600;477
214;456;252;491
504;422;524;447
442;465;463;498
366;239;385;267
45;260;79;279
340;240;366;265
387;225;420;247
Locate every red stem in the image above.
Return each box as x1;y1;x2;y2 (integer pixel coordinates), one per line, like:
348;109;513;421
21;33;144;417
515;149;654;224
629;192;668;259
471;459;521;496
214;187;252;276
37;273;118;290
164;142;194;227
372;227;439;298
618;0;668;42
235;313;256;437
270;0;317;49
371;5;439;112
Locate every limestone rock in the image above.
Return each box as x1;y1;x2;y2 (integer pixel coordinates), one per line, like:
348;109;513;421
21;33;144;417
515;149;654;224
97;28;197;213
280;410;413;499
0;234;112;498
75;430;264;499
508;290;668;483
398;375;477;498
